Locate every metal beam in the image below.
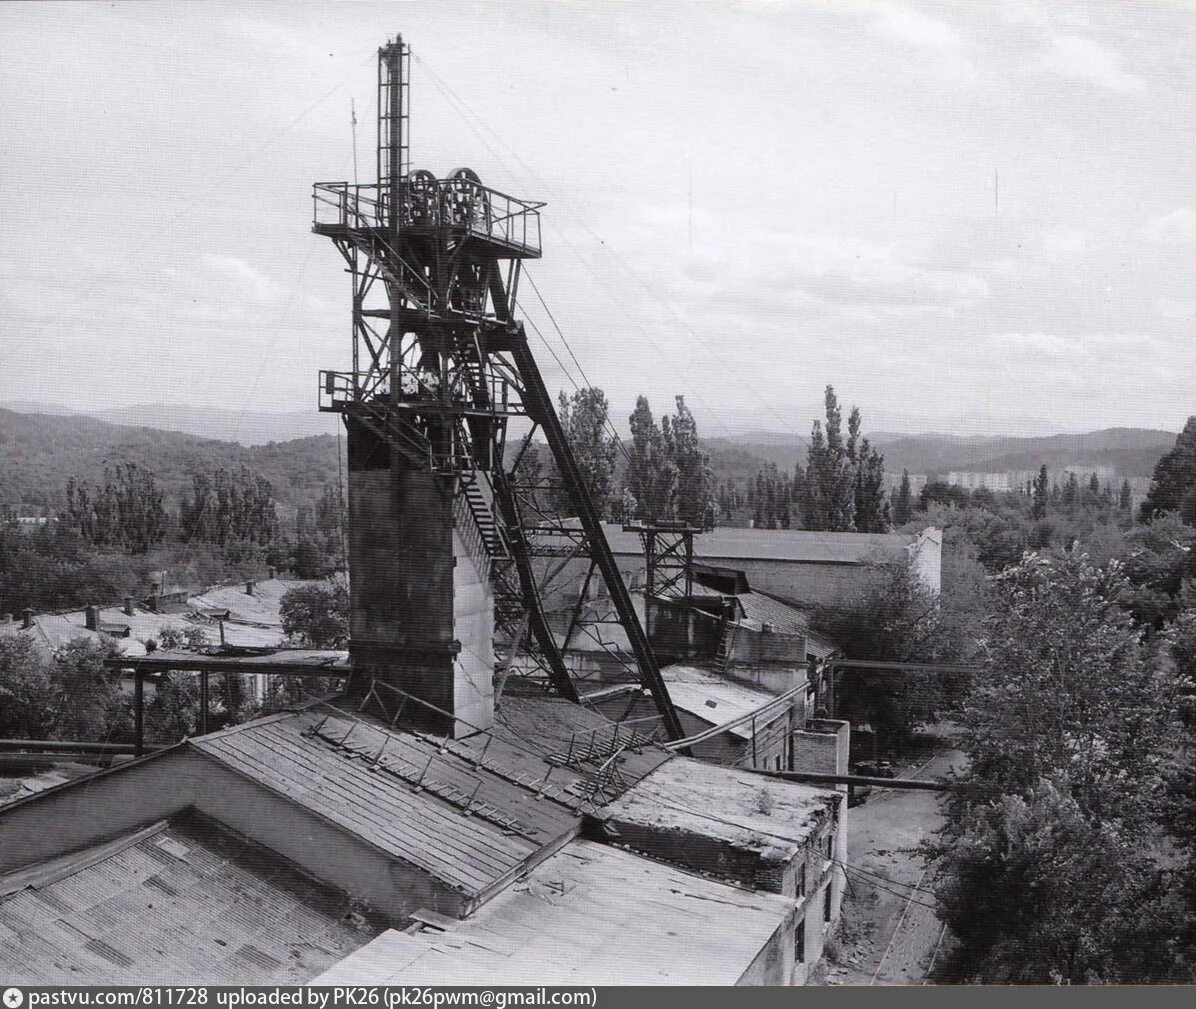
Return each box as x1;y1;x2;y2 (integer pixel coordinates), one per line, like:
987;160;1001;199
506;333;686;744
747;768;951;791
828;659;980;675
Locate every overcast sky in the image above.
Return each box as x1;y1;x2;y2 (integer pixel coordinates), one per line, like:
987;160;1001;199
1;0;1191;438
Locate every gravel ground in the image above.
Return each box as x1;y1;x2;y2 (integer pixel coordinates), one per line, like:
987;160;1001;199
821;743;966;986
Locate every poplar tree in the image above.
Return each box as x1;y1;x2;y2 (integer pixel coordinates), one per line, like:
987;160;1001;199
893;470;913;525
670;396;714;526
1032;465;1050;520
551;388;620;518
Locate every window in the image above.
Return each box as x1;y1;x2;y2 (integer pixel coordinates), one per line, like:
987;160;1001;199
824;831;833;860
795;917;805;963
824;885;833;922
774;755;781;771
796;861;806;898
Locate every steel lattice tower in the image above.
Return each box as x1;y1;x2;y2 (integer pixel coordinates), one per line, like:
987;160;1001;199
312;37;684;741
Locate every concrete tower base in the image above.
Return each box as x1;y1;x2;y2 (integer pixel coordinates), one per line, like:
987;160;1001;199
346;423;494;736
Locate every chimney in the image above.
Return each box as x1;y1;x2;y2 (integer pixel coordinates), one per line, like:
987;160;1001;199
22;608;34;629
124;596;135;616
245;580;255;596
267;566;276;580
85;606;99;631
150;578;162;594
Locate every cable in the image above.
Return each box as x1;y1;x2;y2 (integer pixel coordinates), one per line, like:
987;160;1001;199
415;52;813;447
835;860;940;911
412;53;748;443
21;51;377;347
834;857;938;897
515;295;633;472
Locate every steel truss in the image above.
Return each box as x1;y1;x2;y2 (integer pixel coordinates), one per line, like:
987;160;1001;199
313;35;684;741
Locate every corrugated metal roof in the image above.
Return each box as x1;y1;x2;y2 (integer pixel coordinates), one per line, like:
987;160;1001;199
308;839;796;986
733;591;810;635
0;812;385;984
191;710;566;898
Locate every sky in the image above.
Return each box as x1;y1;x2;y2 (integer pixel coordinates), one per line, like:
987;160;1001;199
0;0;1192;438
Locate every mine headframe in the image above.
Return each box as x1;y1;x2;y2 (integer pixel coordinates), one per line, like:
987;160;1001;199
311;36;685;742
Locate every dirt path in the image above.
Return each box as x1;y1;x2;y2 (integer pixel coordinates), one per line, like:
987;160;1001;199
822;745;965;986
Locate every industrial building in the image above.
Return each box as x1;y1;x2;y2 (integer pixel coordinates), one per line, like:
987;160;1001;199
0;692;844;985
0;34;855;986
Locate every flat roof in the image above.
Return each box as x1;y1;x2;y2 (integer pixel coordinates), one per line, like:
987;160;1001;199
308;839;795;986
0;811;386;984
603;757;838;864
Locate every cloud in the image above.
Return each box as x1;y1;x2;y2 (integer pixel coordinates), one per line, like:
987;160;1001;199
871;6;963;49
1144;206;1193;243
867;4;975;81
992;331;1078;355
1041;228;1088;261
1043;35;1146;94
198;253;284;302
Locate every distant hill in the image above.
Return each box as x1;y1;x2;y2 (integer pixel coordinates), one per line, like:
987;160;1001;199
876;428;1178;478
0;409;341;515
700;427;1179;485
0;406;1177;519
0;401;340;446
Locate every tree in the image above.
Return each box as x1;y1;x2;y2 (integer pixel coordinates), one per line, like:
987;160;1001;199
1061;472;1079;508
280;578;350;649
893;471;913;526
815;558;964;749
624;396;678;522
1119;478;1133;512
846;405;889;532
920;481;971;510
62;464;167;554
931;779;1190;983
47;638;130;742
180;467;280;546
551;388;620;518
928;550;1194;982
1141;416;1196;525
0;634;53;738
950;551;1177;822
803;386;857;531
670;396;714;526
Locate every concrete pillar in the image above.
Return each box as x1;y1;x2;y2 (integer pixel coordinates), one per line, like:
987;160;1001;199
123;596;135;617
267;566;277;580
245;581;255;596
85;605;99;631
21;608;34;629
346;421;493;736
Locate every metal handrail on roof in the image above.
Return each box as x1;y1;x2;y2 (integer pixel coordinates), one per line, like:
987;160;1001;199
662;681;807;751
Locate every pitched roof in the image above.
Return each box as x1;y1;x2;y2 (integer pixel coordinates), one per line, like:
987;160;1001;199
308;839;795;986
190;709;579;899
733;590;810;635
657;671;787;741
0;812;385;984
0;578;324;656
